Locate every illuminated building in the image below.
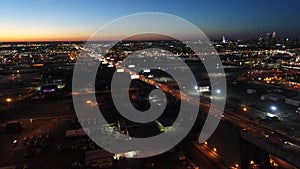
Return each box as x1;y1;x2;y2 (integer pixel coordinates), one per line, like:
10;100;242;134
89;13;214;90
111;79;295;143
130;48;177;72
36;74;65;94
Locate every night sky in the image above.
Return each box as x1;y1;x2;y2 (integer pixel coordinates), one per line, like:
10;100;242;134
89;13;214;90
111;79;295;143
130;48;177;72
1;0;300;41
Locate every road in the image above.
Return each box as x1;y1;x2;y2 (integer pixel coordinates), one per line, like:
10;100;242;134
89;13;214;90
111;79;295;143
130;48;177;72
98;55;300;167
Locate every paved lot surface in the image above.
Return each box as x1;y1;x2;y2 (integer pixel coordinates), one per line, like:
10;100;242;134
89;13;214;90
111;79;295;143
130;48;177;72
227;81;300;137
0;116;216;169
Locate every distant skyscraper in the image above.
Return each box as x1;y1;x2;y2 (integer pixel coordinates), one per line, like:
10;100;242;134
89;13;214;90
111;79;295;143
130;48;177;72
272;32;276;38
222;36;227;44
266;32;277;39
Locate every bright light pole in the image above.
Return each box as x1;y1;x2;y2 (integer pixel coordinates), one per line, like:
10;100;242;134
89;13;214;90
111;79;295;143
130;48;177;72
242;105;248;119
5;98;13;119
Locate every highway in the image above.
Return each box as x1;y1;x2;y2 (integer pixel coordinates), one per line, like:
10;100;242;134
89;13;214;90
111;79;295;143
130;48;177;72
100;56;300;146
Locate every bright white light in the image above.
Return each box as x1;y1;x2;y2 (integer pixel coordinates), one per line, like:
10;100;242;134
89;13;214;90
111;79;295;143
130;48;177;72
116;69;124;72
194;86;198;90
131;75;139;79
216;89;221;94
199;86;210;92
270;106;277;111
143;69;151;73
267;112;276;117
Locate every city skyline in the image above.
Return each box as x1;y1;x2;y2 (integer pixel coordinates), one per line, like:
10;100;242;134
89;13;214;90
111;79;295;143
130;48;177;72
1;0;300;42
1;1;300;167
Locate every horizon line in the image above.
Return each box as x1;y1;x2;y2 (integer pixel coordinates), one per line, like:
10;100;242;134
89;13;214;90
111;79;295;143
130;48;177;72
1;35;299;43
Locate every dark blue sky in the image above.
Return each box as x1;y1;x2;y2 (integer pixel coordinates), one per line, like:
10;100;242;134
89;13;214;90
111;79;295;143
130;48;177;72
1;0;300;41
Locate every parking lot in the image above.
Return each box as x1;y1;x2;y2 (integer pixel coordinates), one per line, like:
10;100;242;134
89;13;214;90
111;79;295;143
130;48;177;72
227;81;300;137
0;117;83;169
0;117;202;169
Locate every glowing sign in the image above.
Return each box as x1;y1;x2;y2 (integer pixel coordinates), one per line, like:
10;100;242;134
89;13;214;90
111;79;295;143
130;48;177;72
43;89;56;93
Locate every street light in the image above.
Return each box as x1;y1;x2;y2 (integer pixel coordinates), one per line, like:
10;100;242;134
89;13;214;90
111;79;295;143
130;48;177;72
242;105;248;119
5;98;13;119
6;98;12;103
194;85;198;90
270;106;277;111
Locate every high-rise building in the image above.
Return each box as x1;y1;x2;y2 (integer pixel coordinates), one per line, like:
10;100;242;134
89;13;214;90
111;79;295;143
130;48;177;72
272;32;277;38
222;36;227;44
